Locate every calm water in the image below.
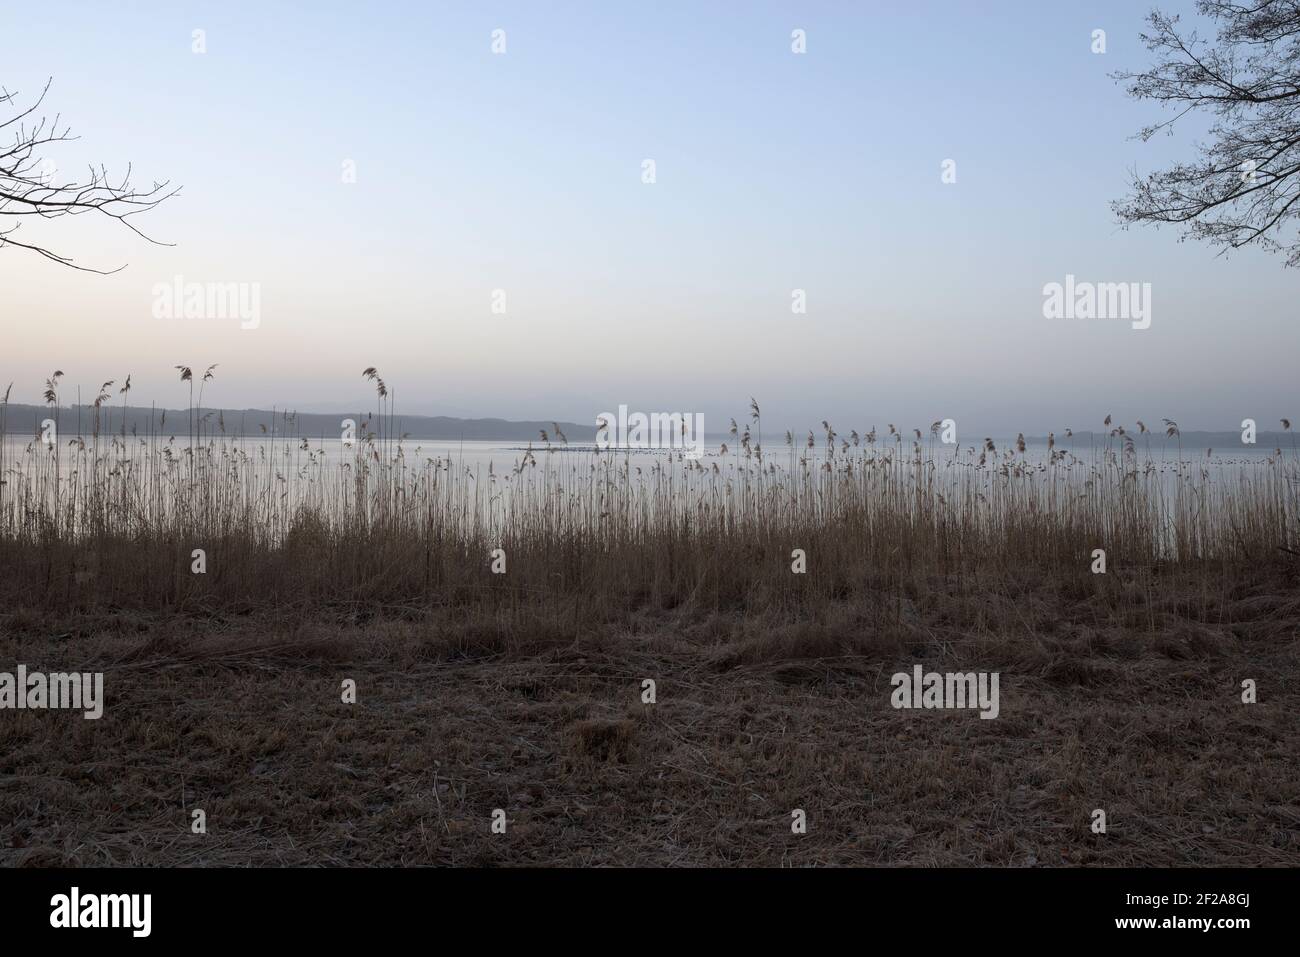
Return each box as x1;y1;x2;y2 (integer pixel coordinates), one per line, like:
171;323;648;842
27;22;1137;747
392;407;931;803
2;433;1290;477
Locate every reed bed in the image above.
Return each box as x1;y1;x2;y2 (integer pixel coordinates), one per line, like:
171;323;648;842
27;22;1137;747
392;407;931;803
1;381;1296;618
5;391;1297;870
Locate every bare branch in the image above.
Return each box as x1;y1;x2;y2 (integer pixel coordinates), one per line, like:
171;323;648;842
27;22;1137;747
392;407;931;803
0;77;179;272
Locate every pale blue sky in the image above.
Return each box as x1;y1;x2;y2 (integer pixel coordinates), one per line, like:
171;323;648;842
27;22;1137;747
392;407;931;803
1;0;1295;433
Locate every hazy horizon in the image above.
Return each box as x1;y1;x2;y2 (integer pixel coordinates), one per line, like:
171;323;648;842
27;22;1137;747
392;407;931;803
2;1;1297;434
0;393;1293;442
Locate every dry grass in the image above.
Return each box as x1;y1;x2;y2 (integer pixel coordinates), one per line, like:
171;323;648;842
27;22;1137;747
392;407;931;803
1;561;1296;867
1;388;1297;619
1;377;1297;865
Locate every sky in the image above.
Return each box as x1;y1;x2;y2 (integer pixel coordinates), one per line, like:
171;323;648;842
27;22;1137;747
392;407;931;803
1;0;1296;434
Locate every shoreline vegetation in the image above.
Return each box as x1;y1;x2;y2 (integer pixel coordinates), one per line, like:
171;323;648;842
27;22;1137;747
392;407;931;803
0;398;1294;448
0;370;1297;616
1;369;1297;866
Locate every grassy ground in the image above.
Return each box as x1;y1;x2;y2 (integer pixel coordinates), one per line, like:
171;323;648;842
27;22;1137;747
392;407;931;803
2;562;1296;867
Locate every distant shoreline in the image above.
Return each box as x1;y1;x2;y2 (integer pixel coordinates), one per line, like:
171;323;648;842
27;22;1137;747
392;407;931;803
0;403;1293;448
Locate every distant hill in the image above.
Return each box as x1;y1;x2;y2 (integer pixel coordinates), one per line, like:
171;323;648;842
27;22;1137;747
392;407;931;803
1;405;1293;450
0;404;598;442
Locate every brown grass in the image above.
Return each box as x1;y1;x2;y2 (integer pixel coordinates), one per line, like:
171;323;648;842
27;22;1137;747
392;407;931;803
1;380;1297;865
1;560;1296;867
